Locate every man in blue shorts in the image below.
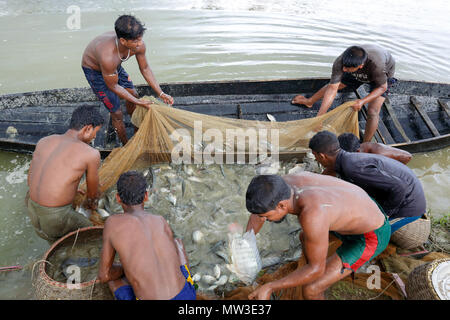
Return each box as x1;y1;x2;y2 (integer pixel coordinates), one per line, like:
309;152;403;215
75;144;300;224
82;15;174;145
98;171;196;300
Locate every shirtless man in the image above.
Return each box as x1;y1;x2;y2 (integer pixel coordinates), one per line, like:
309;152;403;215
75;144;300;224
26;106;104;242
245;173;390;300
82;14;174;145
338;132;412;164
309;131;426;242
98;171;196;300
292;44;396;142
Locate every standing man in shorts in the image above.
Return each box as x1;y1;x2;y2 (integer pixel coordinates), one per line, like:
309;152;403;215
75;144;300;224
82;14;174;145
292;44;396;142
245;173;390;300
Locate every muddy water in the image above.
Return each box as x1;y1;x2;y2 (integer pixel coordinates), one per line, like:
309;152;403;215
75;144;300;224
0;0;449;299
0;149;448;298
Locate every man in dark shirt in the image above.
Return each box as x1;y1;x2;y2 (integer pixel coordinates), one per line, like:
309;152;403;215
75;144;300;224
308;131;427;240
292;44;396;142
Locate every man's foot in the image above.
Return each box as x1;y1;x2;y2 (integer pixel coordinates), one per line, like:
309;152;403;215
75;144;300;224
291;95;314;108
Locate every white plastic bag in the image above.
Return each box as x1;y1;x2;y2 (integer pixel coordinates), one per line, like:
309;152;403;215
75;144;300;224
226;228;262;285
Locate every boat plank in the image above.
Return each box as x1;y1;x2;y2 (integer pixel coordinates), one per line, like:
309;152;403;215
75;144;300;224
410;96;441;137
437;99;450;118
383;98;411;143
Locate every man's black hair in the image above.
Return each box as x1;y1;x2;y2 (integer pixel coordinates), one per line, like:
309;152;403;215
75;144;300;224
117;171;148;206
114;15;146;40
342;46;368;68
309;131;341;156
246;175;291;214
338;133;361;152
69;106;104;130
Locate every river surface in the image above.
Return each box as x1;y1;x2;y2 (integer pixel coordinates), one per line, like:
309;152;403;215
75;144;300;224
0;0;449;299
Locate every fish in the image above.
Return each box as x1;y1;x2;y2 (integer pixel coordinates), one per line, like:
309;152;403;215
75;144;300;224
219;165;226;178
261;256;281;268
188;176;203;183
167;193;177;206
98;198;105;210
209;240;226;253
214;264;221;279
184;166;194;175
214;275;228;286
97;208;110;219
202;275;216;285
76;206;91;219
266;114;276;122
192;273;201;282
206;284;218;291
61;257;98;279
192;230;204;243
214;250;230;264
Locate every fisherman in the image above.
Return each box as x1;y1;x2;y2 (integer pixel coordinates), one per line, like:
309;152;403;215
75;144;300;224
292;44;396;143
81;14;173;146
245;173;390;300
26;106;104;243
338;132;412;164
308;131;427;241
98;171;196;300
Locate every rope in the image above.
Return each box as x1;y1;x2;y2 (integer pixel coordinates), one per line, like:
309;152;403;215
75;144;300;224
89;276;98;300
30;260;54;285
368;271;407;300
71;228;81;254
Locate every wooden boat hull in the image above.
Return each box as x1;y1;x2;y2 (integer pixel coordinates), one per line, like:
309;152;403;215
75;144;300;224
0;78;449;160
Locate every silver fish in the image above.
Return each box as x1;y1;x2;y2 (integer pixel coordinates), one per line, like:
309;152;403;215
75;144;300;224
266;114;276;122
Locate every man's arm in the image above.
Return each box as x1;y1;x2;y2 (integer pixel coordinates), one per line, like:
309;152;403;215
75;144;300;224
164;218;189;266
98;219;124;282
364;143;412;164
135;43;174;105
100;56;152;109
84;149;101;210
245;214;266;235
249;206;329;300
350;82;387;111
316;82;340;116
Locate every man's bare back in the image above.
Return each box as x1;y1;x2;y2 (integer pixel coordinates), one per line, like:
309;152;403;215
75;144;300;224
246;173;389;300
291;181;385;235
247;173;384;236
28;132;100;207
101;211;186;299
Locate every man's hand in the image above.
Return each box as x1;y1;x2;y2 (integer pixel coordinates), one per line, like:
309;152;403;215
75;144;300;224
137;99;154;109
248;283;273;300
83;197;98;210
350;99;364;111
160;92;174;106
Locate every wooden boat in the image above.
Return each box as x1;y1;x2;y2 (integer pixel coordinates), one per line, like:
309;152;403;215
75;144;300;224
0;78;449;161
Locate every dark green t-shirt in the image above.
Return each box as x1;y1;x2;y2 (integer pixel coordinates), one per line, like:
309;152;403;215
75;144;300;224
330;44;396;87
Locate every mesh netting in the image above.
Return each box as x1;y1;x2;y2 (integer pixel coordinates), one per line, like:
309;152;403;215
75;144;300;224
74;96;358;205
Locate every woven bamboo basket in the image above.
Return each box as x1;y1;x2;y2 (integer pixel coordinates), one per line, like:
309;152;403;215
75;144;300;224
32;226;114;300
389;216;431;249
406;258;450;300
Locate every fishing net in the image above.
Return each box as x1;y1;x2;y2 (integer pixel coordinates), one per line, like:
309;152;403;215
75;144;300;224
216;237;450;300
74;96;358;205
